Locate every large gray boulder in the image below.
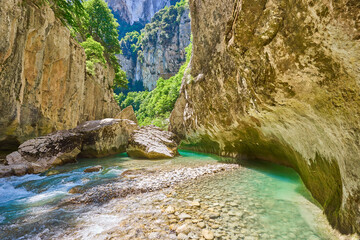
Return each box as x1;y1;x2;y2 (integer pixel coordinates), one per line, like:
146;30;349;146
75;118;138;158
126;125;179;159
1;118;138;177
4;130;82;175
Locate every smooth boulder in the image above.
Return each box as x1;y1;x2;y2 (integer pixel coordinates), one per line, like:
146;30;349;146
5;130;82;174
1;118;138;177
126;125;179;159
75;118;138;158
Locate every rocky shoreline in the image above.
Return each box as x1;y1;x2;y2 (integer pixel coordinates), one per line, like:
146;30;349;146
64;163;239;205
55;161;356;240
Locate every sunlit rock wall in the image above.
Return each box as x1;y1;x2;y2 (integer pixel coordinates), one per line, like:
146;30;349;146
170;0;360;234
0;0;120;150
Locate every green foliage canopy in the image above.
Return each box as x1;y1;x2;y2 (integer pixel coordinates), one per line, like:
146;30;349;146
36;0;85;33
115;43;192;128
83;0;121;57
81;0;128;88
119;0;188;65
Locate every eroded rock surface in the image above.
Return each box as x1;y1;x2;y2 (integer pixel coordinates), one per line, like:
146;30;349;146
170;0;360;235
119;3;191;90
127;125;179;159
1;119;138;177
0;0;120;152
5;131;82;175
75;119;138;158
115;105;138;123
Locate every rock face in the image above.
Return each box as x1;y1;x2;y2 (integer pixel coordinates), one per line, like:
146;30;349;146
127;125;179;159
118;4;191;90
1;119;138;176
170;0;360;235
115;105;138;123
0;0;120;151
107;0;172;25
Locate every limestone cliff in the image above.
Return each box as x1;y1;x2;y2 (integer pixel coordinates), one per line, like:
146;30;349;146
107;0;172;25
119;3;191;90
170;0;360;235
0;0;120;151
107;0;177;38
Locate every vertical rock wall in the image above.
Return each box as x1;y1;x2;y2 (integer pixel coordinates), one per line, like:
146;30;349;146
119;6;191;91
0;0;120;150
170;0;360;235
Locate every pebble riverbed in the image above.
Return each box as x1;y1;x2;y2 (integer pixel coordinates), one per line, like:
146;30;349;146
0;151;358;240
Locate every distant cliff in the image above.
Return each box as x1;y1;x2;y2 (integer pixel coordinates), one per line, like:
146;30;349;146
0;0;120;151
170;0;360;235
118;1;191;91
106;0;178;38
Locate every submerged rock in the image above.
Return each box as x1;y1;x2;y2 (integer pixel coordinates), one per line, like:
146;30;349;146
2;118;138;176
84;165;102;173
68;186;84;194
126;125;179;159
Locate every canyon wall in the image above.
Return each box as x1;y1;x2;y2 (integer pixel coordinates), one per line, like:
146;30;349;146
107;0;172;25
170;0;360;235
0;0;120;151
119;4;191;91
107;0;178;38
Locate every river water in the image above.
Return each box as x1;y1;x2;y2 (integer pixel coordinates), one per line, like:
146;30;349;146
0;151;353;239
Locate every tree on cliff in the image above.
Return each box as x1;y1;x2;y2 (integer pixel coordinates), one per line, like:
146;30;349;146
79;0;128;88
36;0;85;32
83;0;121;59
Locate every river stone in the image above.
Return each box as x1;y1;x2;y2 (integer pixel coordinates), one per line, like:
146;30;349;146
126;125;179;159
176;224;191;234
197;222;206;228
75;118;138;158
115;106;138;124
201;229;214;240
0;165;13;178
68;186;84;194
165;205;176;214
178;213;192;220
84;165;102;173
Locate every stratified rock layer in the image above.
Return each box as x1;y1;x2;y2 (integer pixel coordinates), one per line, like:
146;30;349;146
127;125;179;159
1;119;138;176
0;0;120;151
170;0;360;235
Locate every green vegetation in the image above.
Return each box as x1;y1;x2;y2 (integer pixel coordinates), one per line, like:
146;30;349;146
115;43;192;129
119;0;188;65
80;0;127;89
40;0;128;88
35;0;85;32
80;36;106;75
82;0;121;59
